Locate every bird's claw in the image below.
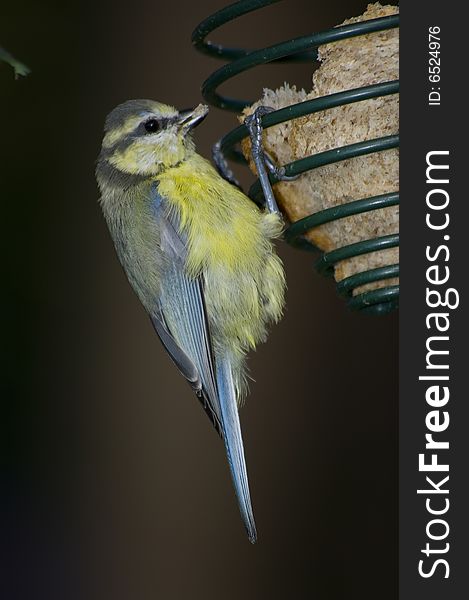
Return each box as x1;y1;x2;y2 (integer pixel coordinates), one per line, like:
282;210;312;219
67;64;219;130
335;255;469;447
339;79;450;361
212;140;242;189
244;105;297;215
262;151;298;182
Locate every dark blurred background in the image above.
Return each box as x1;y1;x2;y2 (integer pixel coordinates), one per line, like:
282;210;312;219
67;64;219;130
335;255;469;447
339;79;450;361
1;1;398;598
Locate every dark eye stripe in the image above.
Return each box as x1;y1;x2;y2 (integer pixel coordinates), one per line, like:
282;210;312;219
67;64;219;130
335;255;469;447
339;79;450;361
102;115;177;158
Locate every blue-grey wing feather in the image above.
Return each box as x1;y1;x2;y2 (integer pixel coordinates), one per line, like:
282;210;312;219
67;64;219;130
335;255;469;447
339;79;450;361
149;184;256;542
151;309;222;435
150;184;222;432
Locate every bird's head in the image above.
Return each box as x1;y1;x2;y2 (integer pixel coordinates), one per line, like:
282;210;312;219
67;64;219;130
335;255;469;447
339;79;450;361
98;99;208;176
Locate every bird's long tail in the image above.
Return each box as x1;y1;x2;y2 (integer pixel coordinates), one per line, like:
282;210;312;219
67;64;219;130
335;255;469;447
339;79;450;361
216;355;257;543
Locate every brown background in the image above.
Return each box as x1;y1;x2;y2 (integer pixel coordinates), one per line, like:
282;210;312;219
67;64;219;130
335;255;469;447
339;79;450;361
2;1;398;598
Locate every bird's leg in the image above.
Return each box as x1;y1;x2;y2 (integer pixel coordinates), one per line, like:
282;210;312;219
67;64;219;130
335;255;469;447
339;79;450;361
244;106;279;215
244;106;299;215
212;140;242;190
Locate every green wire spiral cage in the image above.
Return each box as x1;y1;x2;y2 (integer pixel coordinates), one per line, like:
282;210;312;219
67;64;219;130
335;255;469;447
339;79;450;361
192;0;399;315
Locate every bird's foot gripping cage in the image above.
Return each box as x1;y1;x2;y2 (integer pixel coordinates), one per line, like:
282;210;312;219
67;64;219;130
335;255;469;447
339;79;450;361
192;0;399;315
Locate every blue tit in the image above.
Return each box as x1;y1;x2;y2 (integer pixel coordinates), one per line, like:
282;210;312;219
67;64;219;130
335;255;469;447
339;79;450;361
96;100;286;543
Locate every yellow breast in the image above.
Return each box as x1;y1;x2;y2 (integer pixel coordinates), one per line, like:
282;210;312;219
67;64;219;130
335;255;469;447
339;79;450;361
155;153;264;277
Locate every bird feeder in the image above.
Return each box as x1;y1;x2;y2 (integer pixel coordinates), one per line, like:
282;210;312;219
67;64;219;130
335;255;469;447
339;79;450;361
192;0;399;315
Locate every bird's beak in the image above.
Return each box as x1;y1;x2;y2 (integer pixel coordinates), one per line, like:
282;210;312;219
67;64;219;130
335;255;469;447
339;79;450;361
177;104;209;131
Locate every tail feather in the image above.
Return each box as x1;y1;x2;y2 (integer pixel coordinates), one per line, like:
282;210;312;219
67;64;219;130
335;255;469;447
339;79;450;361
216;355;257;543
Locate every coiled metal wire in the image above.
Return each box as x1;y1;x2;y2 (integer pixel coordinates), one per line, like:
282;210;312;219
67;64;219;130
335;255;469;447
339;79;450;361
192;0;399;315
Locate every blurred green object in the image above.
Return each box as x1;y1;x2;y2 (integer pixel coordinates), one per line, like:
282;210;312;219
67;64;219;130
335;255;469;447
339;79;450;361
0;46;30;78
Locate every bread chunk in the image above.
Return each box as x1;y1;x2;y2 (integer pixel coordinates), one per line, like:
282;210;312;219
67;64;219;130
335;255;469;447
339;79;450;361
241;3;399;295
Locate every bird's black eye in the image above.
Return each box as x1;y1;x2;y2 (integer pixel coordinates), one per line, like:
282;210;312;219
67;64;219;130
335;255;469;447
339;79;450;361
144;118;160;134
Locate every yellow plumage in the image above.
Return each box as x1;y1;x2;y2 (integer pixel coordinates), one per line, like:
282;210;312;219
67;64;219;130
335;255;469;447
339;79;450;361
157;153;284;357
96;99;285;542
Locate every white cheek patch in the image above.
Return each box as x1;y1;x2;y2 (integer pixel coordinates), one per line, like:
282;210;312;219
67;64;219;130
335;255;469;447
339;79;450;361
142;130;185;166
136;146;163;172
109;130;186;175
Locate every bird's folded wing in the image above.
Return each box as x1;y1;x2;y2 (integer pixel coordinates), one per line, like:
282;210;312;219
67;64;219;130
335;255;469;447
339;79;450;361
151;288;222;435
149;185;256;541
150;186;222;434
